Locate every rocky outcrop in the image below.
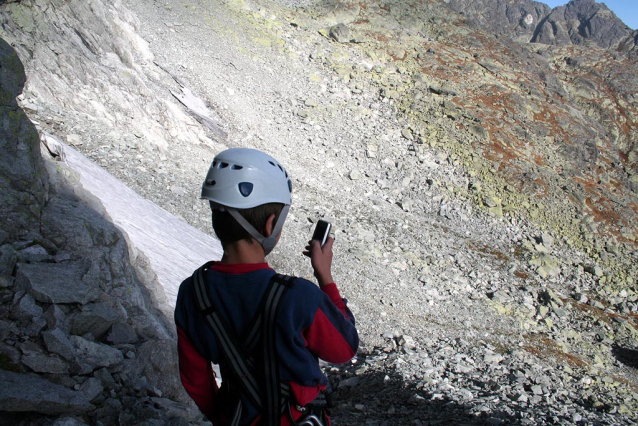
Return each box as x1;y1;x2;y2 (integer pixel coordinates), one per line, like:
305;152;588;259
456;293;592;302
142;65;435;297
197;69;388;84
532;0;633;48
445;0;551;42
0;37;47;244
444;0;636;50
0;37;206;425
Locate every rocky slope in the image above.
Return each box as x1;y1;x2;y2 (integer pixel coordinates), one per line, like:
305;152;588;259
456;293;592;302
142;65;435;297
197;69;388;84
1;0;637;424
0;38;207;425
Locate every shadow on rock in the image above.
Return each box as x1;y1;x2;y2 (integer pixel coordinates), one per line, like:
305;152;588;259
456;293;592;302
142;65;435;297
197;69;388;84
328;368;520;426
612;345;638;370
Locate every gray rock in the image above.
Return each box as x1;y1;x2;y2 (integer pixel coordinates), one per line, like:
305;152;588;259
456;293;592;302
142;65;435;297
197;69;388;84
541;232;554;249
80;377;104;402
329;23;350;43
53;417;90;426
13;292;43;321
136;340;188;401
15;260;100;304
573;293;588;304
70;302;126;339
0;244;17;276
21;353;69;374
0;274;13;289
349;170;363;180
94;368;117;388
70;335;123;373
148;397;207;423
532;1;632;49
106;322;138;345
43;328;76;361
0;369;93;414
338;377;360;388
44;304;70;333
0;341;21;369
0;38;49;241
0;319;12;341
17;244;52;263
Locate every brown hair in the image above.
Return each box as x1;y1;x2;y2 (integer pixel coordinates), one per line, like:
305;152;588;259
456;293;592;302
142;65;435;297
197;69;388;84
211;202;284;248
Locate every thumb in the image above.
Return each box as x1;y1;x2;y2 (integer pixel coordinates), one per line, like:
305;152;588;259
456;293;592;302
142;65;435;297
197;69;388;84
322;236;334;251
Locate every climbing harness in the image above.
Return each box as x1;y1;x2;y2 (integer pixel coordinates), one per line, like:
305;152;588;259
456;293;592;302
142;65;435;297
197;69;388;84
288;391;329;426
193;262;297;425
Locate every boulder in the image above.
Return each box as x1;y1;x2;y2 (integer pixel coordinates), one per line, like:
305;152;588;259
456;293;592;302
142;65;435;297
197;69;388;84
0;369;93;414
0;244;17;276
42;328;76;361
136;340;189;402
21;353;69;374
13;293;43;321
70;335;123;373
70;302;126;339
79;377;104;402
15;260;101;304
106;322;139;345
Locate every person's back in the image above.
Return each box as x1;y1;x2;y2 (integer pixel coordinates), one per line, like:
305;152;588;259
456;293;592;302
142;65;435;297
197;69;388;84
174;148;359;425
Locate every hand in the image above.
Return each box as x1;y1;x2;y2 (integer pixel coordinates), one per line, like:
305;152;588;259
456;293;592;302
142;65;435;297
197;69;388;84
303;237;334;287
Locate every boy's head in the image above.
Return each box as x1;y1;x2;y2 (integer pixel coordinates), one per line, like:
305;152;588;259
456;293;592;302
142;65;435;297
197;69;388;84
201;148;292;255
211;202;283;248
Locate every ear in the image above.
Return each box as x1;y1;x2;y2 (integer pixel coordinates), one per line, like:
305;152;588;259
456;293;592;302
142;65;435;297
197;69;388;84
263;214;276;238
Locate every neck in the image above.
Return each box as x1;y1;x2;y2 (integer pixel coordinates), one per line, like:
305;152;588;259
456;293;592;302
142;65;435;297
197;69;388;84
221;239;266;264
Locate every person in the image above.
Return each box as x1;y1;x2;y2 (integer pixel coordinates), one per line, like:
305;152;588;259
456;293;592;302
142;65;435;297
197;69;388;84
174;148;359;425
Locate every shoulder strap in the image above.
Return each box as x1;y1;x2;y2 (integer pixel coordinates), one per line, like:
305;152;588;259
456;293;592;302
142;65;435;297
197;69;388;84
192;264;296;425
192;264;263;410
262;274;295;425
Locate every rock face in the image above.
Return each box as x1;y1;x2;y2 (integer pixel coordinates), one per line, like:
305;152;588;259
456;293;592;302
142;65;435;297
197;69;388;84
0;37;47;243
532;0;634;48
0;37;206;424
445;0;552;42
444;0;636;50
0;369;94;414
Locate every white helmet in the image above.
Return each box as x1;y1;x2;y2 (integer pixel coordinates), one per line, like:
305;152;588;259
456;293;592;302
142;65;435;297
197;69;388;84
201;148;292;254
201;148;292;208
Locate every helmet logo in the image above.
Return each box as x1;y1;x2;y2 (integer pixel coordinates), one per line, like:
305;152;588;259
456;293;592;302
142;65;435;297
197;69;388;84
238;182;254;197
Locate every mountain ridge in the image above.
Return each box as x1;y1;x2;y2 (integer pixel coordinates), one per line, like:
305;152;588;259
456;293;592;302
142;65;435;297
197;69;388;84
444;0;637;51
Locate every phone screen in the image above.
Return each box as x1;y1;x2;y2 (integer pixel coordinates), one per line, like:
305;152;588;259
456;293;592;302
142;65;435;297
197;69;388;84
312;220;331;246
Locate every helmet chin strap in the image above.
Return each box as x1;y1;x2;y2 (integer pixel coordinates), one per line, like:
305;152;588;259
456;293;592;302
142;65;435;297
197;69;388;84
226;205;290;256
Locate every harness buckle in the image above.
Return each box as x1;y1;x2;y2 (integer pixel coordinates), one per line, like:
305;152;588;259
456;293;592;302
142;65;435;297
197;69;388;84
296;414;324;426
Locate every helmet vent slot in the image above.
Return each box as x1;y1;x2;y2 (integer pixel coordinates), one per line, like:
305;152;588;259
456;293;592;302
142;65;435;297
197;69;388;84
219;162;229;169
231;165;243;170
238;182;254;197
268;161;276;167
206;180;216;186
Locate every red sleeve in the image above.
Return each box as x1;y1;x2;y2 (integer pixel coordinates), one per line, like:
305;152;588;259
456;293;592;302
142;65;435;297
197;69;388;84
320;283;349;317
304;309;357;363
177;325;218;419
303;283;358;364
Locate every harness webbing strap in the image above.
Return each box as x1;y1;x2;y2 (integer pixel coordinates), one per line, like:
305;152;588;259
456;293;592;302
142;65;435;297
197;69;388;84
192;263;296;425
230;401;242;426
193;264;263;409
263;275;292;425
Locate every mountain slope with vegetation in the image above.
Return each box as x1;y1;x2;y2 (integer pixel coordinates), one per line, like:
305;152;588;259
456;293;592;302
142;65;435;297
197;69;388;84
1;0;637;424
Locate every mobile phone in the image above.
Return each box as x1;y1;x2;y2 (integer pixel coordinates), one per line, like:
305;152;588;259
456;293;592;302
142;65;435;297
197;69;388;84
312;220;331;246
